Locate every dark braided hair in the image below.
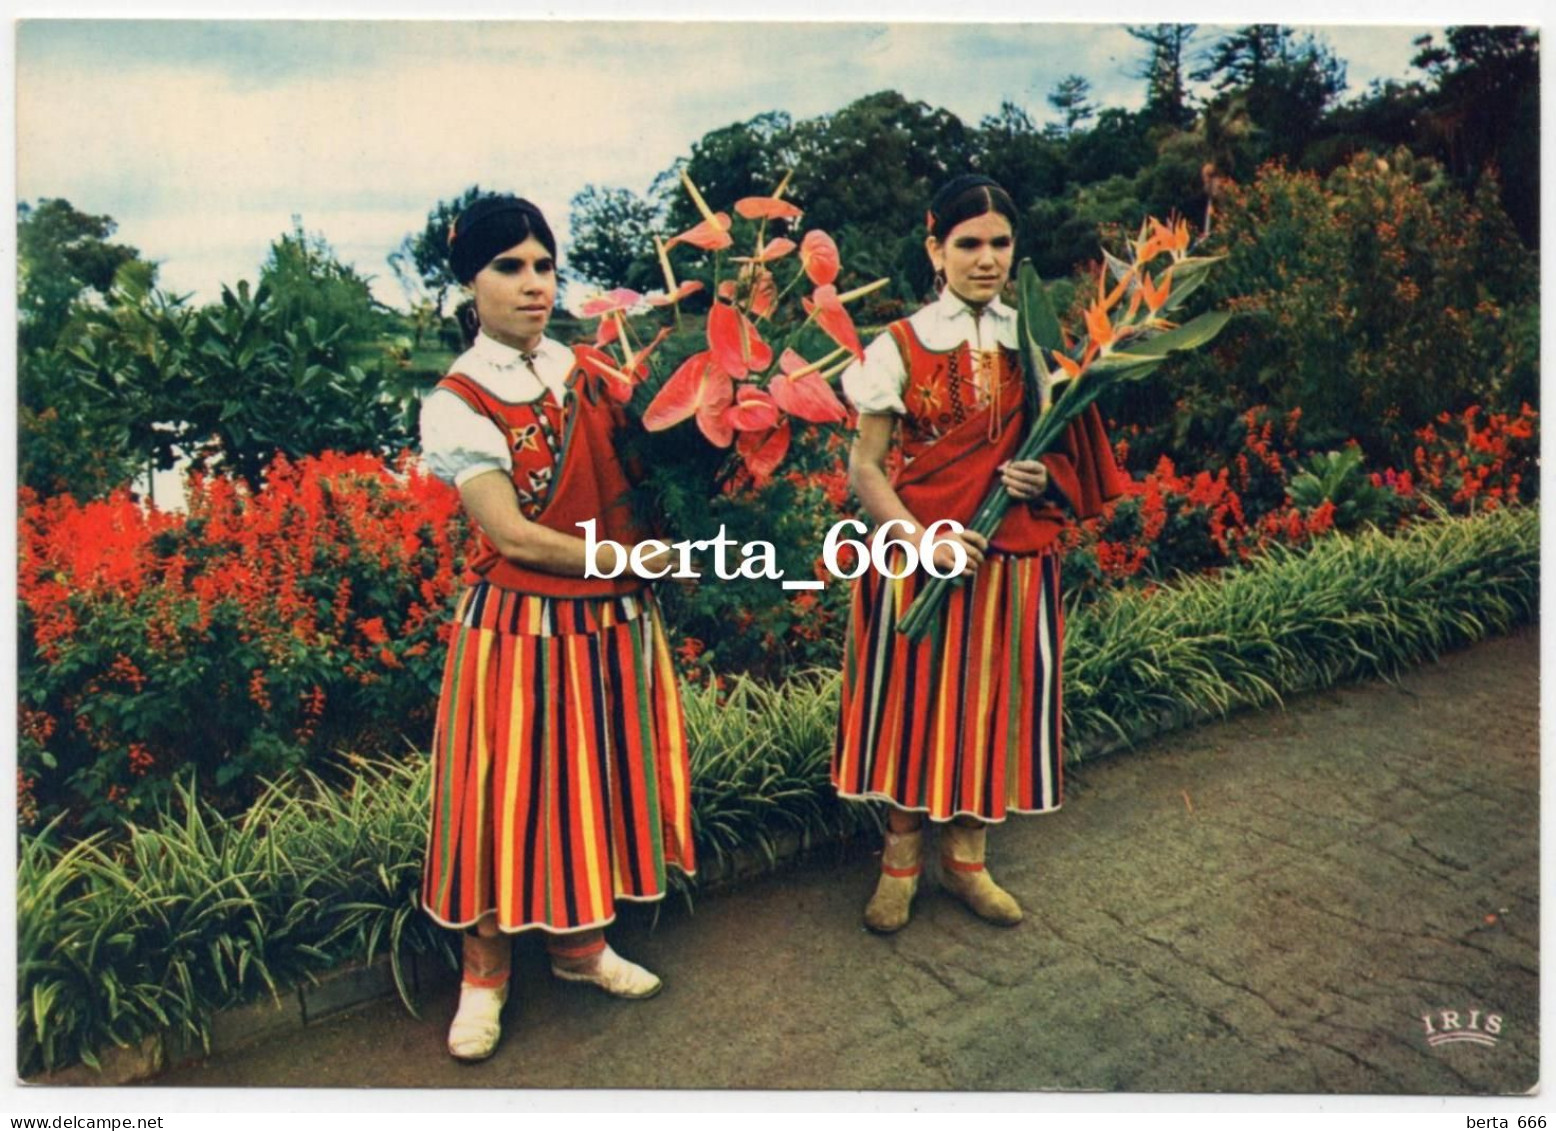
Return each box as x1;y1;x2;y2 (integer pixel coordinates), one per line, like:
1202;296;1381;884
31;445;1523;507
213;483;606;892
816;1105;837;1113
926;174;1019;242
448;194;557;285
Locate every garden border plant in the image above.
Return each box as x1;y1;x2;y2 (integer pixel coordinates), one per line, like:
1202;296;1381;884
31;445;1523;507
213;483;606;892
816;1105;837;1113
17;502;1538;1079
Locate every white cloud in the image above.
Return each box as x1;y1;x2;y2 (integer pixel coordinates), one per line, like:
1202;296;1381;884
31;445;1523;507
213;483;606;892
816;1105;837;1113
19;20;1455;307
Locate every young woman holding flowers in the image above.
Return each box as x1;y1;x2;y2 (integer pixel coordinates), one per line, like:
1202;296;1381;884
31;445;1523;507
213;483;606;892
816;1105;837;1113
834;175;1124;933
419;194;695;1061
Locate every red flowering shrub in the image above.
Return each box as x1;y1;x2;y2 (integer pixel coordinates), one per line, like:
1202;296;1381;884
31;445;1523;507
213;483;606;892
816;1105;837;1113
1412;403;1538;514
18;452;472;832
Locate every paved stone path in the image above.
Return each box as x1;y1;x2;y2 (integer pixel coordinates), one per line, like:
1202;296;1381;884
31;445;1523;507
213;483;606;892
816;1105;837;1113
158;628;1540;1094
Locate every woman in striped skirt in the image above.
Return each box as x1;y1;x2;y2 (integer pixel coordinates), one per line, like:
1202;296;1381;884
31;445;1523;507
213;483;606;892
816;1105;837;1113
833;175;1123;933
419;194;695;1061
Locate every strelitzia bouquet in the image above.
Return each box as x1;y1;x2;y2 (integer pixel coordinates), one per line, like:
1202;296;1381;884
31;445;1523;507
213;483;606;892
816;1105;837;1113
895;218;1231;640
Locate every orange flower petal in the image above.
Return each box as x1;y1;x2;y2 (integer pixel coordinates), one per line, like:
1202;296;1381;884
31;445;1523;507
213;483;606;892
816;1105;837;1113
799;230;840;287
578;288;642;318
736;419;792;483
770;371;847;424
645;280;705;307
726;386;780;432
644;351;716;431
749;268;778;318
708;301;773;378
735;196;804;221
666;212;734;252
804;284;863;361
732;237;797;265
696;375;736;447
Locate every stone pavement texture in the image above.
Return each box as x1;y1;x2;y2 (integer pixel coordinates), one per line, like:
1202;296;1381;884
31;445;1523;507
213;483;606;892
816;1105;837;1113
157;628;1540;1094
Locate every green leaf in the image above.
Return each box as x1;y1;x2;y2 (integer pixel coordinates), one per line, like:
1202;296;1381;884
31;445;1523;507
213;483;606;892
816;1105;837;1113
1016;260;1063;352
1115;311;1232;359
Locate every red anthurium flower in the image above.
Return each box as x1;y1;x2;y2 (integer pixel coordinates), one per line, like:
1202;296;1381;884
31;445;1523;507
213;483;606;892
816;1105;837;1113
578;288;642;318
726;386;780;432
737;419;792;483
576;347;638;404
770;369;848;424
803;284;863;361
717;280;738;301
595;316;620;348
799;230;840;286
708;301;774;378
666;212;734;252
646;280;705;307
735;196;804;221
732;238;797;265
749;268;778;318
644;351;732;431
696;373;736;447
630;326;673;380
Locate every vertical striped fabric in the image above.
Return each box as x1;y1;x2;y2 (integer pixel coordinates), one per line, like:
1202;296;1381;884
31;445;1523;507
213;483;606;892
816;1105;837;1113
422;582;696;934
832;550;1064;821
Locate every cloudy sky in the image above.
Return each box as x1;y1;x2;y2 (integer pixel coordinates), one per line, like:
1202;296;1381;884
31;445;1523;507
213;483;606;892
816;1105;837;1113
17;17;1463;310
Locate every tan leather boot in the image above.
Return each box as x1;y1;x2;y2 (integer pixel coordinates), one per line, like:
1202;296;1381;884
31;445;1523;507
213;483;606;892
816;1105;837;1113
940;821;1023;926
863;825;923;933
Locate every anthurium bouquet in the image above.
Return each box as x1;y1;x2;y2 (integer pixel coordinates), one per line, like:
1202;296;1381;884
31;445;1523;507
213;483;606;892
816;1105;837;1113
895;217;1232;640
571;171;887;485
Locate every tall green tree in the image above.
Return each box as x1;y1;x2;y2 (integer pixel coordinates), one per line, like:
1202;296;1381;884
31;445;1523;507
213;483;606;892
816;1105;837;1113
262;217;391;368
566;185;662;291
18;200;154;497
976;102;1066;207
1411;26;1539;245
18;199;145;353
388;185;483;318
1194;25;1346;168
1127;24;1198;129
1046;74;1098;137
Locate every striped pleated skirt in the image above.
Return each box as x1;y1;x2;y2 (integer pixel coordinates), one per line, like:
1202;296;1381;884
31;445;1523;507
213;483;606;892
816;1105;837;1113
832;550;1064;822
421;581;696;935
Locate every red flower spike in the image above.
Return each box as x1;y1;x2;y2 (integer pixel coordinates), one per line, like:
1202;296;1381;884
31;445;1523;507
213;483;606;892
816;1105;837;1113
726;386;781;432
803;284;863;361
737;419;792;483
770;371;847;424
666;212;734;252
735;196;804;221
578;288;642;318
646;280;704;307
799;230;840;287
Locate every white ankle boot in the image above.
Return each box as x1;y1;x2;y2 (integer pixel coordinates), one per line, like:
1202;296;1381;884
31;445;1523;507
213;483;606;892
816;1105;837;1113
550;943;662;999
447;980;509;1061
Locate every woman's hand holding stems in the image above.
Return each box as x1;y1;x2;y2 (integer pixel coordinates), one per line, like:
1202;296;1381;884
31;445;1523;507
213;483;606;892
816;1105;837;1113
849;414;1049;579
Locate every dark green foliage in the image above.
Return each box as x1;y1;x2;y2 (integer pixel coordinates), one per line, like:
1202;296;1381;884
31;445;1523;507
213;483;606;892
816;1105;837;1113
387;184;483;317
567;184;664;292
